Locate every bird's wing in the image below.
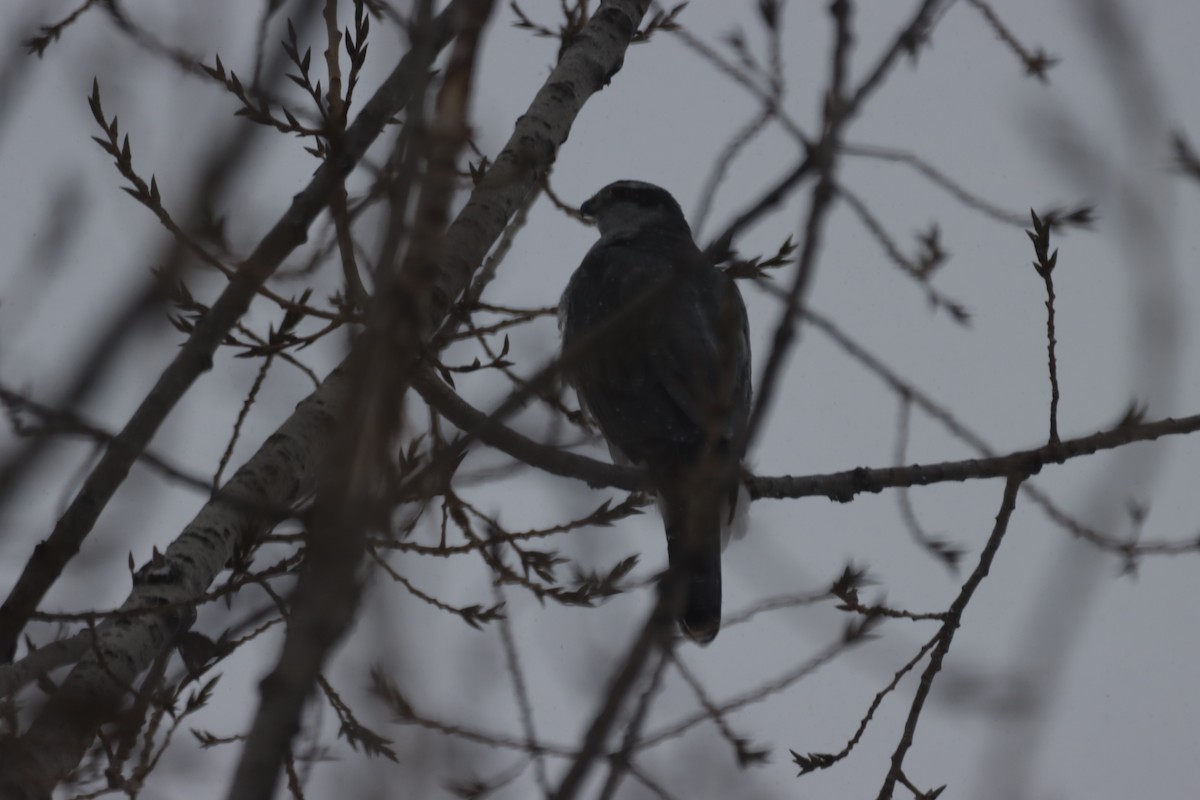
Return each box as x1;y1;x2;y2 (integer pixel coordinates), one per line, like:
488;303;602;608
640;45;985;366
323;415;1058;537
562;241;701;465
649;260;752;455
562;237;750;468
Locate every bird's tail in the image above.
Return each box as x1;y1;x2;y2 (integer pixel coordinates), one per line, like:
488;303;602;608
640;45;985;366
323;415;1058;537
662;488;723;644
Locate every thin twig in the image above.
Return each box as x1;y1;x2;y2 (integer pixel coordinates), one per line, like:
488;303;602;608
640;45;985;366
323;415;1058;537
0;0;456;665
638;628;869;751
595;648;671;800
792;631;940;777
1027;210;1061;444
549;588;677;800
224;2;495;796
692;106;775;238
669;650;769;767
492;582;549;793
893;396;963;570
212;356;276;492
963;0;1058;81
876;474;1024;799
840;141;1028;226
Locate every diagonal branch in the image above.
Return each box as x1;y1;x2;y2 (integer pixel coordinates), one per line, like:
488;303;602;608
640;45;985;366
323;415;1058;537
223;2;495;796
0;0;460;663
6;1;653;794
876;474;1024;799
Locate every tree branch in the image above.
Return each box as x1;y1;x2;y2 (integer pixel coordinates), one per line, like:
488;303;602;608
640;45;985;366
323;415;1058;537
7;1;653;794
0;0;458;663
876;474;1024;799
414;364;1200;559
224;1;494;795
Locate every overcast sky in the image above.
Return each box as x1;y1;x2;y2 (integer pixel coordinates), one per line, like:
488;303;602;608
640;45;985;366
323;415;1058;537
2;1;1199;798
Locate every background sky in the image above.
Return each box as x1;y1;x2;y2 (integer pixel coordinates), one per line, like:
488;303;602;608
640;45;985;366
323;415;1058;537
1;1;1199;798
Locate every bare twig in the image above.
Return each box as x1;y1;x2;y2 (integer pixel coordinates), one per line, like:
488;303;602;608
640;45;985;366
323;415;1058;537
211;356;276;492
638;625;872;750
224;2;495;796
0;0;456;665
372;663;573;755
1027;210;1062;444
792;631;940;777
0;385;215;496
549;589;676;800
840;141;1028;226
835;182;968;323
892;396;964;570
669;651;770;767
963;0;1058;81
748;0;947;447
415;351;1200;556
876;474;1024;799
692;106;775;238
595;648;671;800
493;581;549;793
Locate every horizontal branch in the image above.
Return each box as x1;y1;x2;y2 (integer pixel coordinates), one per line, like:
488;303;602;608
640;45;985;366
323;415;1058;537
417;369;1200;506
750;412;1200;500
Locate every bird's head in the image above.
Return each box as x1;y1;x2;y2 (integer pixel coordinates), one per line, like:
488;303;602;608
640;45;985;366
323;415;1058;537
580;180;690;238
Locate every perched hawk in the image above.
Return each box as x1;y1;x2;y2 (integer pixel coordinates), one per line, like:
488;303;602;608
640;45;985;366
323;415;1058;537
559;180;751;643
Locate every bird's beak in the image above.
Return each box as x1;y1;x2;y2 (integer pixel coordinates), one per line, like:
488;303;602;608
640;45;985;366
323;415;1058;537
579;195;597;221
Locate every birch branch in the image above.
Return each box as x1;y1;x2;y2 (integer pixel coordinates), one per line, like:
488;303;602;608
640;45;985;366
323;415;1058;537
6;1;652;794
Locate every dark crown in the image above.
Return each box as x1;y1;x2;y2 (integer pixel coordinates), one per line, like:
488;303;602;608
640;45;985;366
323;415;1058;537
581;180;684;220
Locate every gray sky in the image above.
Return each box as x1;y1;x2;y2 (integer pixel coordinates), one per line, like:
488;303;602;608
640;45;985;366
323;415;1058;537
1;1;1199;798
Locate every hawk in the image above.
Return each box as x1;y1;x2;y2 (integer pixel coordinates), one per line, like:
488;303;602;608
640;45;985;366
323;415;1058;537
559;180;751;643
